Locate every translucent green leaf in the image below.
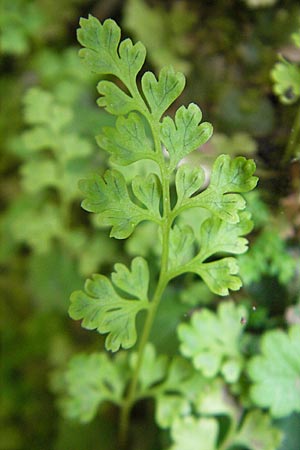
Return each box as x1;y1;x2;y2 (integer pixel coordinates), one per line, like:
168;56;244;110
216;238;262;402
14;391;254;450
160;103;213;170
209;154;258;193
169;416;218;450
185;257;242;296
189;155;258;223
96;112;155;165
112;256;149;300
178;301;247;381
197;211;253;261
142;66;185;119
132;173;162;218
79;170;153;239
248;325;300;417
97;80;137;116
175;164;205;206
69;258;150;351
58;352;129;422
77;16;120;73
77;15;146;83
233;410;283;450
118;37;147;82
168;224;195;270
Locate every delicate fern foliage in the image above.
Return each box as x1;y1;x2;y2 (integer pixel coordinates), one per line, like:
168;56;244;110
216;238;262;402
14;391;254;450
178;301;247;382
59;15;261;448
70;15;257;352
70;257;150;351
248;325;300;417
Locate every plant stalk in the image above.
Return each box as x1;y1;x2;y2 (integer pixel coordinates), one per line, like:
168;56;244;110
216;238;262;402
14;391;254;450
118;119;172;448
283;103;300;164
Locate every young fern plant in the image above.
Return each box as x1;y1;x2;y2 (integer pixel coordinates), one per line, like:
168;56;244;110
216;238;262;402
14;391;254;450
69;15;258;446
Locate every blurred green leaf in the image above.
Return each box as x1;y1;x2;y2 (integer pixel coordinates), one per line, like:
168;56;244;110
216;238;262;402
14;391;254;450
57;353;129;422
129;343;168;393
178;301;247;381
271;57;300;104
233;410;283;450
248;325;300;417
123;0;196;74
239;229;297;285
169;416;218;450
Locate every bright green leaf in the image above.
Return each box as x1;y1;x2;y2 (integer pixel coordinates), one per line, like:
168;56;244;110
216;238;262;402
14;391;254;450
248;325;300;417
209;154;258;193
77;15;146;83
168;224;195;270
197;211;253;261
132;173;162;218
187;155;258;223
97;80;137;116
69;258;150;351
118;37;147;82
142;66;185;119
77;16;121;76
160;103;213;170
112;256;149;300
79;170;153;238
96;112;155;165
185;257;242;296
175;164;205;207
169;416;218;450
178;301;247;381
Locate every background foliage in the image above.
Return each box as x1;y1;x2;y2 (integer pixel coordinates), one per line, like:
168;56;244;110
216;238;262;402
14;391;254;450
1;1;300;449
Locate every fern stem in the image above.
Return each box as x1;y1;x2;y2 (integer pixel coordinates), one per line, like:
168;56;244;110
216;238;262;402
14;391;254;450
119;119;171;448
118;270;168;447
283;103;300;164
